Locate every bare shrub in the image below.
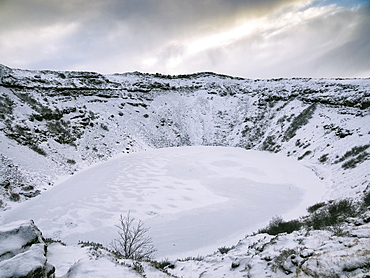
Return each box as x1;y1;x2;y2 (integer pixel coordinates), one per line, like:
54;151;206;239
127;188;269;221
110;212;156;261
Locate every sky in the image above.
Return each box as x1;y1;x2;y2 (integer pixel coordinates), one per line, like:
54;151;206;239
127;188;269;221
0;0;369;78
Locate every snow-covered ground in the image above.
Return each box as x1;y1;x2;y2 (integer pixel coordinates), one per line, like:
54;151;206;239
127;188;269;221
1;146;325;260
1;65;369;277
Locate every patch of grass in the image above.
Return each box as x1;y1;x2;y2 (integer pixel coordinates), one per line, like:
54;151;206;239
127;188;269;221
363;191;370;207
259;192;369;236
22;185;34;191
78;240;110;259
178;255;204;262
283;104;316;141
218;246;234;254
298;150;312;160
261;135;281;152
272;249;296;273
132;261;144;275
46;120;77;145
29;145;47;156
335;144;370;164
78;240;105;249
150;258;175;270
306;199;358;230
318;154;329;163
0;94;15;117
44;238;66;246
342;152;370;169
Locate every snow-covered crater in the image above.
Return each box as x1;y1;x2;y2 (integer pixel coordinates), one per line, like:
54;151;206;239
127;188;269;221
1;146;325;259
1;65;370;277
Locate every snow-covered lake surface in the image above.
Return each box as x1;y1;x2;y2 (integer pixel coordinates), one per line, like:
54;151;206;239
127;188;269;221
1;146;325;259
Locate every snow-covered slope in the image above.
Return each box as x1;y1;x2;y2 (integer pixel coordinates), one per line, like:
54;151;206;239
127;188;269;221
0;64;369;209
0;64;369;277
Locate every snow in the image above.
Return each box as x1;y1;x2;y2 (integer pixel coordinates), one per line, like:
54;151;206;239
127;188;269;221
47;244;88;277
60;257;142;278
1;146;325;259
1;65;369;276
0;244;46;278
0;220;41;256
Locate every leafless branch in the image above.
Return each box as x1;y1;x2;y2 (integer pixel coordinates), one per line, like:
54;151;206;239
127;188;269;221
110;211;157;260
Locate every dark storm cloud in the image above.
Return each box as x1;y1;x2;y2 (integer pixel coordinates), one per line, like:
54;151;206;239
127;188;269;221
0;0;369;77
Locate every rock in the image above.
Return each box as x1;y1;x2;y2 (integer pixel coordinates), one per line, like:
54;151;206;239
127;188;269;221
300;248;314;258
300;237;370;277
0;220;55;278
282;256;295;274
347;223;370;238
231;259;240;269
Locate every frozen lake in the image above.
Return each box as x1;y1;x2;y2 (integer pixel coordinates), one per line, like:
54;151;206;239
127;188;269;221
1;146;325;259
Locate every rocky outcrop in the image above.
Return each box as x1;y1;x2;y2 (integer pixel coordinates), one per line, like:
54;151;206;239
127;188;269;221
0;220;55;278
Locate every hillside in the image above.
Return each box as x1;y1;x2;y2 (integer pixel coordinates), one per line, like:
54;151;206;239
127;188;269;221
0;64;369;207
0;64;369;277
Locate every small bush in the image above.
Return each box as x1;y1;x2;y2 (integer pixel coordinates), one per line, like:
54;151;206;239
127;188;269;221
218;246;234;254
78;240;109;259
100;123;109;131
328;199;356;217
318;154;328;163
298;150;312;160
342;152;370;169
9;192;20;202
306;199;358;229
363;191;370;207
1;180;11;189
46;120;77;144
22;185;34;191
151;259;175;270
178;255;204;262
271;249;296;273
30;145;47;156
283;104;316;141
78;240;105;249
44;238;66;246
335;144;370;164
307;210;331;230
132;262;144;275
307;201;326;213
258;216;302;235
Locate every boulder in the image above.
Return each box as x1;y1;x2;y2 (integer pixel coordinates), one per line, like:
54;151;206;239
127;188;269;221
0;220;55;278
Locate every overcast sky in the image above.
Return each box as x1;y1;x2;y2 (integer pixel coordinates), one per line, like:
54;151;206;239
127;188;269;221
0;0;369;78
